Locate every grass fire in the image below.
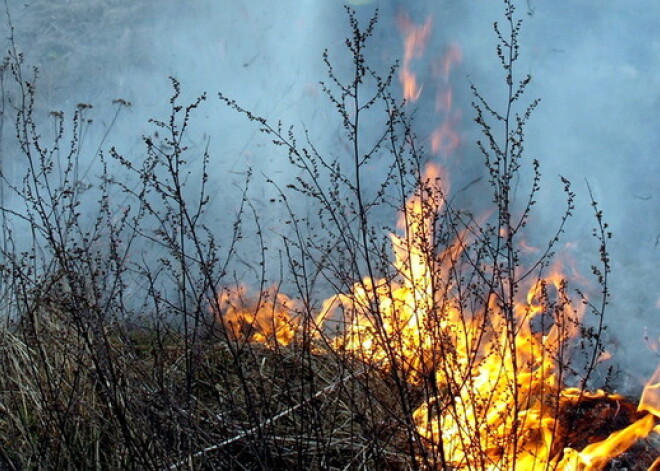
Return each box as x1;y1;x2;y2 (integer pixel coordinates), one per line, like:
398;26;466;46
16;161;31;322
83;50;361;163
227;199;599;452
0;0;657;469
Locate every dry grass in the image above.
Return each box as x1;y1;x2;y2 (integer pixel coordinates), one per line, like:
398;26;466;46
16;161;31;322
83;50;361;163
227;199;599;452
1;307;656;470
0;305;421;470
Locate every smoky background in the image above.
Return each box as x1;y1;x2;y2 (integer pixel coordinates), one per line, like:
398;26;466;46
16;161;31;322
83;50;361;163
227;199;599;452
0;0;657;388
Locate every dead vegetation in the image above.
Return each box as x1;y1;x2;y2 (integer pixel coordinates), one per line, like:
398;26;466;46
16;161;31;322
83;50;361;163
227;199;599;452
0;2;657;470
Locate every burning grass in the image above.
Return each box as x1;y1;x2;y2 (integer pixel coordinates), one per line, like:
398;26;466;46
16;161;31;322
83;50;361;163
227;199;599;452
214;166;660;469
0;1;658;469
0;307;657;469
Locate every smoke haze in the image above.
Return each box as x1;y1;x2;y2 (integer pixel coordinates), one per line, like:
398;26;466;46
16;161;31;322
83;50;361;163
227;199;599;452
2;0;658;386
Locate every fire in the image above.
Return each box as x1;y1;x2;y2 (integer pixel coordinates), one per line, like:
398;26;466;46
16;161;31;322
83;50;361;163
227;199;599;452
397;17;462;158
215;160;660;468
560;415;656;471
215;8;660;469
314;161;581;468
317;163;660;469
653;456;660;471
216;285;298;347
397;13;432;102
317;164;456;382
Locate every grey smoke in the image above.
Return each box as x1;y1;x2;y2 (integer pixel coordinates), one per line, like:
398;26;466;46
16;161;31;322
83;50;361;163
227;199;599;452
2;0;658;388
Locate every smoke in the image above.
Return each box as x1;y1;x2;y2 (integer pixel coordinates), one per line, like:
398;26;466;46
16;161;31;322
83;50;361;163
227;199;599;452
514;0;660;383
2;0;658;383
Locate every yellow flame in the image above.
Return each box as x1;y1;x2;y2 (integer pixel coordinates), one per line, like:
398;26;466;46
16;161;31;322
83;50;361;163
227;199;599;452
317;157;660;469
560;414;656;471
217;160;660;468
216;285;298;347
319;162;604;469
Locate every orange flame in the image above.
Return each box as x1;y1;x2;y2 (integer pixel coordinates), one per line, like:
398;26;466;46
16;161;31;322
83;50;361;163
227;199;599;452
216;285;298;347
321;159;660;469
216;161;660;468
652;456;660;471
397;14;432;102
560;414;656;470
